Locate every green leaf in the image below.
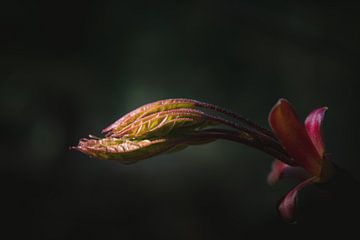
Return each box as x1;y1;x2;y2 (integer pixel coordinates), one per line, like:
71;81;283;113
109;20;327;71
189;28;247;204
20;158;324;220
72;135;217;164
102;99;198;135
73;137;178;163
109;109;219;139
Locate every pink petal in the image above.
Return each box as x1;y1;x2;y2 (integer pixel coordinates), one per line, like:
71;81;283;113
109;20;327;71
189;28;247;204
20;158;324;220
267;160;310;185
305;107;327;157
268;99;322;176
278;177;316;222
267;160;287;185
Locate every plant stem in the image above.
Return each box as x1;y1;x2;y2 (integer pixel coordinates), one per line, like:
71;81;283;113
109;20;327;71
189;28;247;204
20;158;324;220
183;129;294;166
192;100;277;140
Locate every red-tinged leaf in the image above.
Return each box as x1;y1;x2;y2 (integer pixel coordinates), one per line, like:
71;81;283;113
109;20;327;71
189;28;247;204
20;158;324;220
305;107;327;157
72;137;177;164
268;99;322;176
102;99;198;134
109;109;219;139
267;160;310;185
278;177;317;222
74;98;293;165
71;135;218;164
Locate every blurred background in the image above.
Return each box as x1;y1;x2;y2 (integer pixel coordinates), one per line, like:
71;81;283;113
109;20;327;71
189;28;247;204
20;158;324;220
1;0;360;239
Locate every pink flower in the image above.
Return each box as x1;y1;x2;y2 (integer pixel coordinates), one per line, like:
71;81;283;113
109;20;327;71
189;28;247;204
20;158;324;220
268;99;335;222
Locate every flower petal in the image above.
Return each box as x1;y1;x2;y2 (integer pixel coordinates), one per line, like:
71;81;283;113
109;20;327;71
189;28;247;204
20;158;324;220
267;160;287;185
305;107;327;157
267;160;310;185
278;177;316;222
268;99;322;176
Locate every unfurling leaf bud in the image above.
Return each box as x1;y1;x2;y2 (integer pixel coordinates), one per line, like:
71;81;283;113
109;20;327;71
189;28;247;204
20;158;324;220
102;99;199;136
72;136;216;164
72;98;291;164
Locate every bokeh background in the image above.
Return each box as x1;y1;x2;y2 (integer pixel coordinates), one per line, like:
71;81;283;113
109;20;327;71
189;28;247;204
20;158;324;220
2;1;360;239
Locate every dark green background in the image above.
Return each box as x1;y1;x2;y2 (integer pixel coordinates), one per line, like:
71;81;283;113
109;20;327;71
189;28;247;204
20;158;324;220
2;1;360;239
